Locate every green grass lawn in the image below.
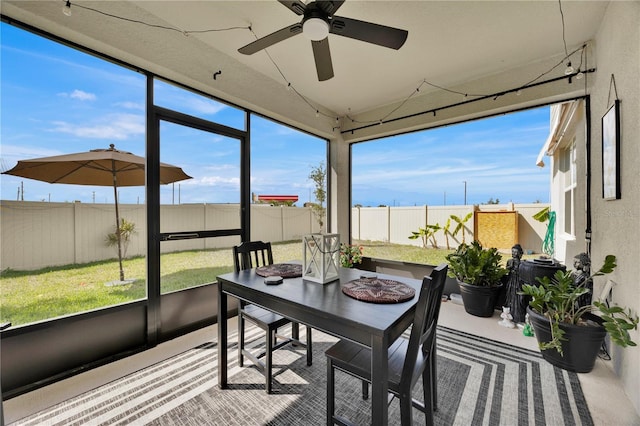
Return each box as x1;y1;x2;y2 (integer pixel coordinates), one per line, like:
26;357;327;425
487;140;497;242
0;240;459;326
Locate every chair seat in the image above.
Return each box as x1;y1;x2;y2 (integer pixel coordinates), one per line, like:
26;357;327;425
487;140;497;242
241;304;292;329
326;337;427;393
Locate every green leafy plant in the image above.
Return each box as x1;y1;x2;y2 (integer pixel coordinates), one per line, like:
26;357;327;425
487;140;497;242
339;243;363;268
445;241;507;287
408;223;441;248
521;255;638;355
308;162;326;231
105;218;137;259
450;212;473;243
442;218;452;250
532;206;550;222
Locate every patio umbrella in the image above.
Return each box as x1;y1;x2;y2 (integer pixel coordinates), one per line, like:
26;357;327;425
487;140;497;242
2;144;191;282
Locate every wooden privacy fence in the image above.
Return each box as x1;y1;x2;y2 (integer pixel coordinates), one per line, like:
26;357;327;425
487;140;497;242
1;201;548;271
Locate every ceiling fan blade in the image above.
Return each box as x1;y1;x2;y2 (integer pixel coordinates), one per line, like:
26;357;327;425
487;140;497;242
238;23;303;55
316;1;346;15
330;16;408;49
278;0;307;15
312;38;334;81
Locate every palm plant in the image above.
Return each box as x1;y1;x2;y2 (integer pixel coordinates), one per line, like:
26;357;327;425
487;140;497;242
106;218;137;260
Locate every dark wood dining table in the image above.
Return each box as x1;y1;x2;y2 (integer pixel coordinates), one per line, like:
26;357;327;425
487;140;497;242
217;266;423;426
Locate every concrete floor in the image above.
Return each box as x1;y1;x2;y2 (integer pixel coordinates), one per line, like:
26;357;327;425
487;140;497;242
4;301;640;425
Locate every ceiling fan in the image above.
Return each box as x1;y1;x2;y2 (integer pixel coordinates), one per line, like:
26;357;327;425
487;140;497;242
238;0;408;81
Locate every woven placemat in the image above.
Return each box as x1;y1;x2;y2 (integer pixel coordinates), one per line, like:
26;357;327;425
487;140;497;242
255;263;302;278
342;277;415;304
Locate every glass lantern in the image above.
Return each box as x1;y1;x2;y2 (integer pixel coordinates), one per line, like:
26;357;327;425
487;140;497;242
302;233;340;284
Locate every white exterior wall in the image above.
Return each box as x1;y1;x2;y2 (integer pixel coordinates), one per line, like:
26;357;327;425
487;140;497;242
590;1;640;413
543;2;640;413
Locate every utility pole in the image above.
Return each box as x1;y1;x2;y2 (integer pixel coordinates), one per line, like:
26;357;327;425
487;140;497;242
463;181;467;205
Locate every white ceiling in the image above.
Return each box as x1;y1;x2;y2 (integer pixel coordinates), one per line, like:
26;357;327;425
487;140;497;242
2;1;607;136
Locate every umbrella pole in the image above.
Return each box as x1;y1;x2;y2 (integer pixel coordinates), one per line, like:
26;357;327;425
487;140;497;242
112;167;125;282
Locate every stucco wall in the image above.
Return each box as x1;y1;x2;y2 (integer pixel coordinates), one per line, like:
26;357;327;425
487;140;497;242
590;1;640;414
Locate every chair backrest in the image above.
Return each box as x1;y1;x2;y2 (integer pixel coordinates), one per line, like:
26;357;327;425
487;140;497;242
233;241;274;273
400;263;448;389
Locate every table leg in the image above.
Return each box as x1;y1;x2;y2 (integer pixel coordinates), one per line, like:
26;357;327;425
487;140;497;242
291;321;300;340
218;282;228;389
371;334;389;426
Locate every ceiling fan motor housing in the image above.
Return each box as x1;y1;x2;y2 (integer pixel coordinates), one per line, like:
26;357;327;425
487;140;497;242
302;4;330;41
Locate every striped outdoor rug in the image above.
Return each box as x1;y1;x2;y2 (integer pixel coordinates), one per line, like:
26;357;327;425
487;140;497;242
11;326;592;425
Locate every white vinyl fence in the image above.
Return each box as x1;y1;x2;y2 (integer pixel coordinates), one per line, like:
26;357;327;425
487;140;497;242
1;201;548;271
0;201;321;271
351;203;549;253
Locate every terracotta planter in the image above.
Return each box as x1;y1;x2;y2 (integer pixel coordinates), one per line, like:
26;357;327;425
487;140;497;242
527;307;606;373
457;280;503;317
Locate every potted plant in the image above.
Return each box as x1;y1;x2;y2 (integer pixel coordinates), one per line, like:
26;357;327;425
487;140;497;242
446;241;508;317
521;255;638;373
340;243;363;268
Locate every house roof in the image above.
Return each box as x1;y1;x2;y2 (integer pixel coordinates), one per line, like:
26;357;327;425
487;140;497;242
1;1;608;141
536;99;582;167
258;195;299;202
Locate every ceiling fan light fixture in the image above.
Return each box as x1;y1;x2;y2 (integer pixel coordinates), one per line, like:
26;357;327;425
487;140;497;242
564;61;574;75
303;17;329;41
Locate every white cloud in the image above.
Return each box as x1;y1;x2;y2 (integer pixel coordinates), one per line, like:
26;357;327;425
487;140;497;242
188;176;240;188
49;113;144;140
57;89;97;101
186;98;227;115
115;101;145;111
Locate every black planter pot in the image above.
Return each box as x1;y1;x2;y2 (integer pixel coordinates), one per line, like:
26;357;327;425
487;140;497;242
457;280;503;317
527;307;606;373
518;258;566;286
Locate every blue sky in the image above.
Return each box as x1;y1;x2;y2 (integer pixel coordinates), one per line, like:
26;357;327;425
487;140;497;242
1;22;550;207
352;107;551;206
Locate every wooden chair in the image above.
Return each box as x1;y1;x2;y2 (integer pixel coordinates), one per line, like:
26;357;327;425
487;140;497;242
325;264;448;426
233;241;312;393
